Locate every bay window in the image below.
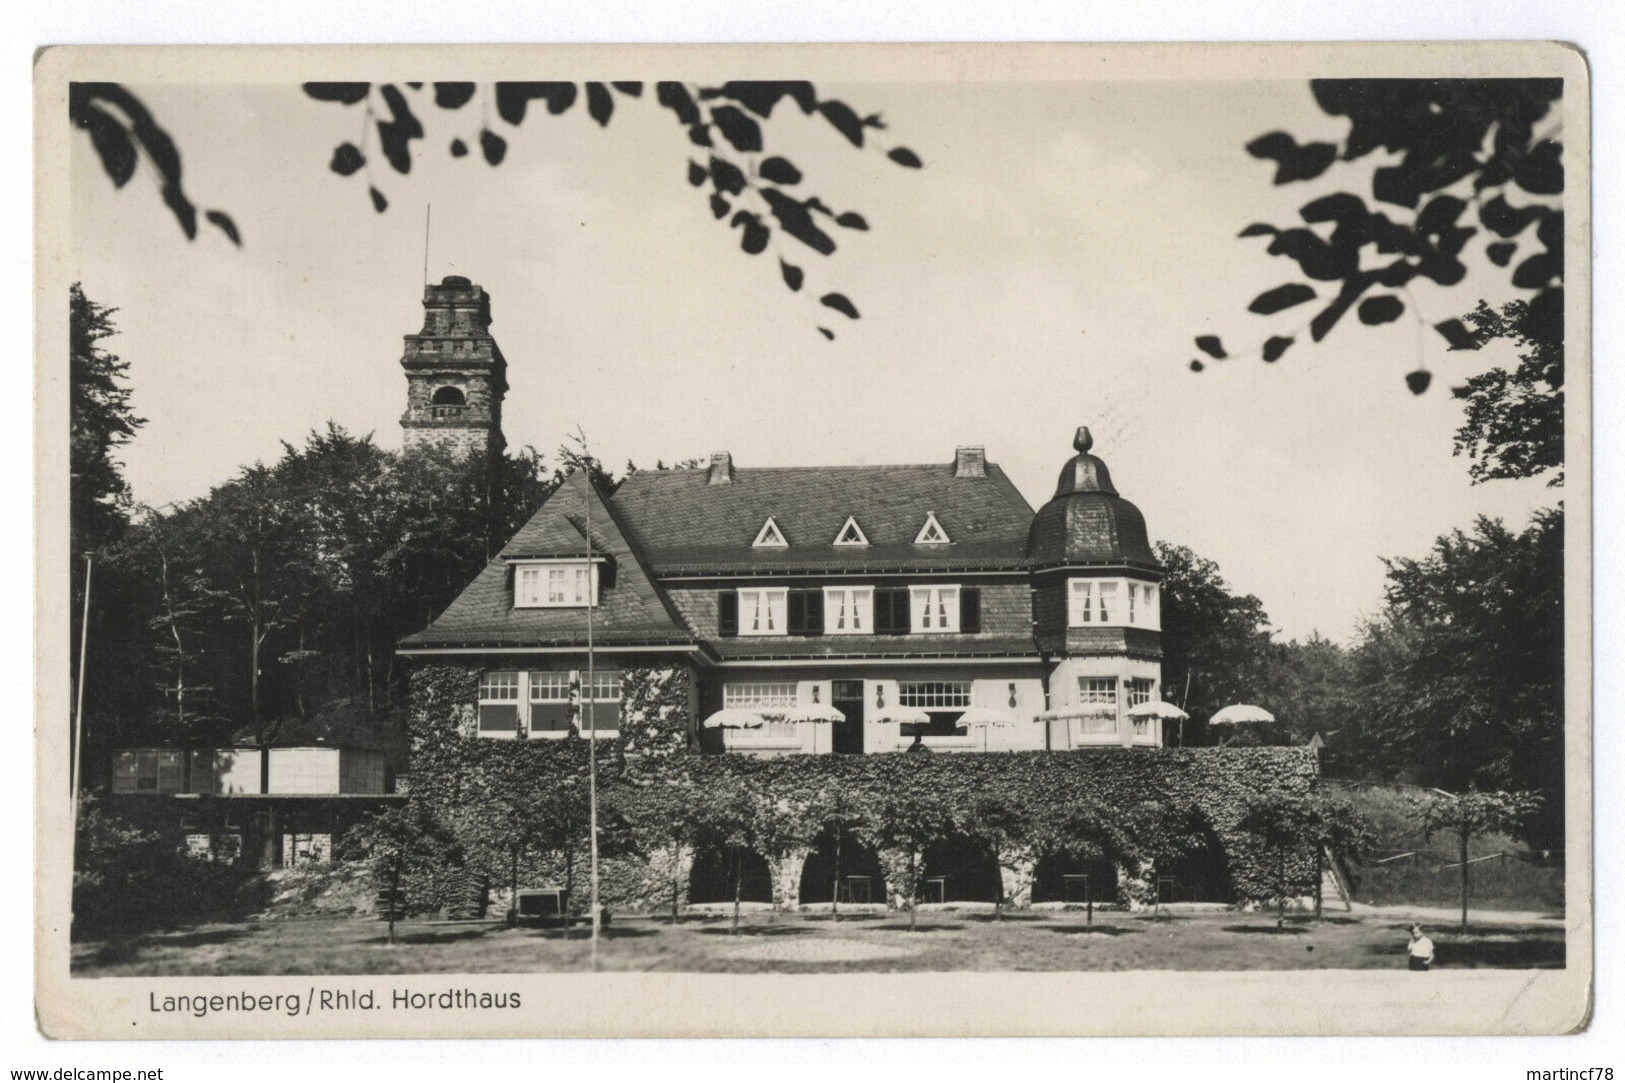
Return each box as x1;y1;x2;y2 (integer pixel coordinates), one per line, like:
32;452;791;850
1068;578;1161;630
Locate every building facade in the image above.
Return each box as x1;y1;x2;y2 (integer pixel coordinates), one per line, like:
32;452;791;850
398;426;1168;755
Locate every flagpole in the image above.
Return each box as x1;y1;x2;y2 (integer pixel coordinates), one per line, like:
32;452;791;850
579;429;602;972
71;556;92;816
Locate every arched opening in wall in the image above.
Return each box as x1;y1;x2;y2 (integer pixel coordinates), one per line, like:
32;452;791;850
431;386;466;406
1155;822;1234;904
919;836;1001;904
1031;850;1119;905
799;826;886;905
688;845;773;905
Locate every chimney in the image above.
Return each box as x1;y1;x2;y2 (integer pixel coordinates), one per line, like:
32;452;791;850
954;446;987;478
707;450;734;485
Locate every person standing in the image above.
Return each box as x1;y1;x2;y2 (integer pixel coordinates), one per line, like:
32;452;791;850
1407;924;1435;971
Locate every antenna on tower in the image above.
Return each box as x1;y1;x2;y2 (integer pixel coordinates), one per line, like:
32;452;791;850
422;204;431;286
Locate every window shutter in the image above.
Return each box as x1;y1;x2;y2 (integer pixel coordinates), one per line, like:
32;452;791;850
787;590;807;635
960;587;981;633
599;558;616;590
875;587;909;635
718;591;738;637
806;589;824;635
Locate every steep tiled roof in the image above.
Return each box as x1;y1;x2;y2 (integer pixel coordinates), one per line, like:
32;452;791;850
613;462;1035;574
399;473;698;650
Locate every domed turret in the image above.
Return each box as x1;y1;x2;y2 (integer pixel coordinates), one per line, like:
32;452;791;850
1027;427;1156;569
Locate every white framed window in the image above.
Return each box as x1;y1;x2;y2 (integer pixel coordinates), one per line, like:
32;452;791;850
914;511;950;544
738;589;788;635
1077;676;1119;735
1128;678;1156;736
823;586;874;634
752;517;788;548
898;681;972;708
579;669;622;734
1068;578;1161;630
479;670;523;735
910;585;961;632
513;561;600;608
724;682;799;709
833;516;869;546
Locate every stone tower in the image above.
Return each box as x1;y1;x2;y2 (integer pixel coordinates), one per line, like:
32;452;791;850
400;275;507;458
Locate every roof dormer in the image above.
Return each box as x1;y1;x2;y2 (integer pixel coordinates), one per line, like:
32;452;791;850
752;516;789;548
833;516;869;547
915;511;951;544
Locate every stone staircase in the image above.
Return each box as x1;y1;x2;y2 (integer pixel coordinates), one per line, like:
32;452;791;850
1319;849;1352;912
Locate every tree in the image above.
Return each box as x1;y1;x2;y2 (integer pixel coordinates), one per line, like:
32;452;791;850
1154;540;1274;741
1451;298;1564;486
962;794;1035;921
75;81;924;340
1305;791;1374;921
1415;788;1543;930
689;776;759;935
1036;799;1136;927
1345;509;1563;848
1237;792;1322;929
70;284;145;558
1193;79;1564;398
860;790;953;931
811;786;868;919
1125;799;1209;916
340;803;458;945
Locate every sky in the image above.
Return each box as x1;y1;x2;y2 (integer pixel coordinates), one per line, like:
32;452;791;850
69;75;1560;643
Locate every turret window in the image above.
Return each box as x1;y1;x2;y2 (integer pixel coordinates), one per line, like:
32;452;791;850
1069;578;1160;630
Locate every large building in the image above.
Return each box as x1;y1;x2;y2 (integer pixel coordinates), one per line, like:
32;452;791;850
398;301;1169;753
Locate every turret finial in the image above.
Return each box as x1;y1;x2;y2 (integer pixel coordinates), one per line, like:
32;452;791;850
1074;426;1093;454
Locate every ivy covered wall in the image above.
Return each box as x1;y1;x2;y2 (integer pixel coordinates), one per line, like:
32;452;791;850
403;663;1319;910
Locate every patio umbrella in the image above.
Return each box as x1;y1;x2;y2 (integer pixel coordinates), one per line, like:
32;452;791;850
1128;699;1190;746
701;707;768;729
1037;702;1118;722
1209;703;1275;725
869;705;931;726
780;703;846;724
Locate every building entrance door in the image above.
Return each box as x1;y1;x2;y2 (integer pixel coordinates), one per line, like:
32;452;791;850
831;680;865;754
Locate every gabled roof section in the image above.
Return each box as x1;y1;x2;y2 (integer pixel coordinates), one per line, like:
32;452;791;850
833;516;869;547
612;460;1035;574
399;472;697;650
915;511;950;544
752;516;788;548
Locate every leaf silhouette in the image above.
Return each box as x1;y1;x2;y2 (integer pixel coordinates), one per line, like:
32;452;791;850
369;186;388;213
303;82;370;105
329;142;365;176
432;83;476;110
759;156;802;185
72;84;198;239
708;157;745;196
779;260;804;292
687;160;707;187
731;211;770;255
1486;241;1517;267
760;189;835;255
205;210;241;246
496;82;577;126
888;147;923;168
818;327;835;341
78;103;136;187
611;82;644;96
711;105;763;153
1245;131;1338;183
1433;319;1477;351
688;125;712;148
709;194;729;220
1238;223;1277;238
713;81;818;118
375;85;423;174
820;293;860;319
1189;360;1206;372
1356;295;1404;325
1405;370;1432;395
449;138;468;158
818;100;865;146
1248;283;1317;315
586;82;614;127
835;212;869;231
655;82;700;126
1195;335;1226;359
479;129;507;166
1262;336;1294;362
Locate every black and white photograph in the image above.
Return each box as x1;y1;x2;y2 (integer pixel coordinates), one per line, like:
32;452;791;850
34;41;1590;1038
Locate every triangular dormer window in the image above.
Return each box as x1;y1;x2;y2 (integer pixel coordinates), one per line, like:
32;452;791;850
915;511;950;545
752;516;789;548
833;516;869;547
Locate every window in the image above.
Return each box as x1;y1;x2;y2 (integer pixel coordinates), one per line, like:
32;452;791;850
580;669;622;732
1068;578;1161;629
724;683;799;709
824;587;874;634
899;681;971;738
915;512;950;544
1128;678;1156;736
1077;677;1119;735
752;517;788;548
910;585;961;632
738;589;788;635
431;385;466;406
514;561;599;608
528;670;573;734
479;671;522;735
833;516;869;546
111;750;185;794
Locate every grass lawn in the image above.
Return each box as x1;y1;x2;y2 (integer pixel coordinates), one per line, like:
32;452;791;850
72;908;1565;977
